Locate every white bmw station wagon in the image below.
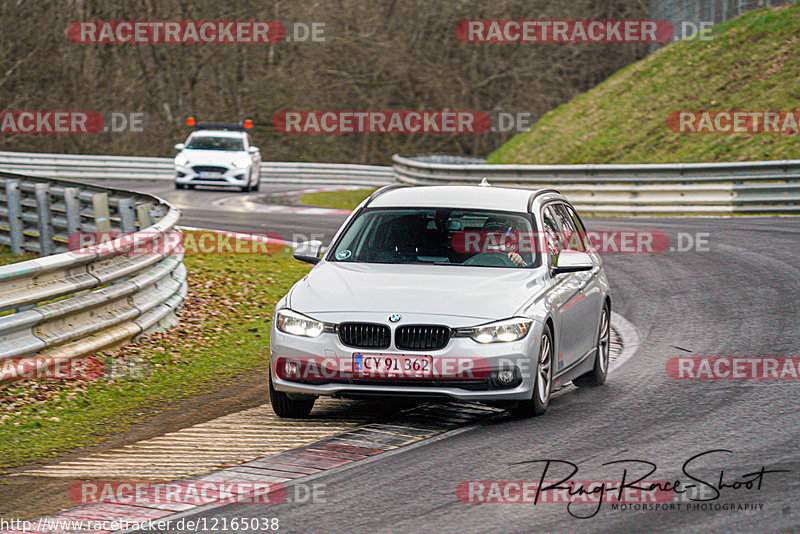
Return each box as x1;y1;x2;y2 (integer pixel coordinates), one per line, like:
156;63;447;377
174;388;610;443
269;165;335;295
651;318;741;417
269;185;610;418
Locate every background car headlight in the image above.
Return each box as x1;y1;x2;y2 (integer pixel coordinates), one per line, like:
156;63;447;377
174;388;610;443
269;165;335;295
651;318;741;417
276;309;324;338
174;155;189;166
232;158;251;169
459;317;533;343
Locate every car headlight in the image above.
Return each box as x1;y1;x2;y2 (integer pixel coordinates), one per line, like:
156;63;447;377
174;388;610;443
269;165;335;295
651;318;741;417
276;309;324;338
457;317;533;344
174;155;189;166
232;158;251;169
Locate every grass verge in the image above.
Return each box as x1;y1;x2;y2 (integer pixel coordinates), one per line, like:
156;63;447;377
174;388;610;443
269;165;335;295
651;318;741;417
488;4;800;164
300;189;375;210
0;245;35;267
0;235;311;468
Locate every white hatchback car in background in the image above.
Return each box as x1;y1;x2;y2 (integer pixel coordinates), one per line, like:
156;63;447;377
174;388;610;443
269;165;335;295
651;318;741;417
269;185;611;419
174;120;261;192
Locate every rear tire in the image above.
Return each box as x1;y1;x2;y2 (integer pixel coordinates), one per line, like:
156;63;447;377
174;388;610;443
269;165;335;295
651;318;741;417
269;373;316;418
573;303;611;388
175;183;185;190
508;326;552;418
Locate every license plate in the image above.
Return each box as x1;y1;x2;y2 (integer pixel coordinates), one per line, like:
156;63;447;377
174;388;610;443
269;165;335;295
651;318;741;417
353;353;432;377
198;172;224;178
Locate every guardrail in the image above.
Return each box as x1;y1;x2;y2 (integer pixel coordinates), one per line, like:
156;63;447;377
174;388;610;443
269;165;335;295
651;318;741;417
0;151;394;186
0;172;186;384
392;154;800;215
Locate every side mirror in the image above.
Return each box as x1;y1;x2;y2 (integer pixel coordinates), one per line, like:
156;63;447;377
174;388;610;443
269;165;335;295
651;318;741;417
248;146;259;154
174;143;185;150
552;251;594;275
293;240;324;264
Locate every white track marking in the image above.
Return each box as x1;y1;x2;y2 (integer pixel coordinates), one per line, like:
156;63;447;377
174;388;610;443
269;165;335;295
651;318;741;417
609;312;639;373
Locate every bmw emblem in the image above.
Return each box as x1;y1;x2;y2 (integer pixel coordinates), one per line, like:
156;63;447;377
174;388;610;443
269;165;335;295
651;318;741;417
389;314;402;323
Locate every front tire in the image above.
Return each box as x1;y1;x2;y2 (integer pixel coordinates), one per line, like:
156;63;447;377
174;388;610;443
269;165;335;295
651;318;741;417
269;373;316;418
508;326;553;418
573;303;611;388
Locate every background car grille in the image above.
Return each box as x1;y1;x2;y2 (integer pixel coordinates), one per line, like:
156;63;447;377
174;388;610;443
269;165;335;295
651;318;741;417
395;325;451;351
338;322;391;349
192;165;228;173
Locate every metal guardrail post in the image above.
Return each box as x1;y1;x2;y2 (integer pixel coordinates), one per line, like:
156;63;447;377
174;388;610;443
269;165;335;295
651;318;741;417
34;182;55;257
136;202;153;229
92;192;111;233
118;198;136;233
6;179;24;254
64;187;81;239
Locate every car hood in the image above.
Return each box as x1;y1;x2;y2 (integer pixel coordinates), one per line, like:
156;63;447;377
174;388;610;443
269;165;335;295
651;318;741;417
179;149;247;165
288;261;545;321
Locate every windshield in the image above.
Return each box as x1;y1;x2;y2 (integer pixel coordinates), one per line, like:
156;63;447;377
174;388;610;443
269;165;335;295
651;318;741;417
328;208;538;268
186;136;244;151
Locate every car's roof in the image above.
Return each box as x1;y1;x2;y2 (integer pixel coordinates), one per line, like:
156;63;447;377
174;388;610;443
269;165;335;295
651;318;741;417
188;129;245;138
367;185;561;213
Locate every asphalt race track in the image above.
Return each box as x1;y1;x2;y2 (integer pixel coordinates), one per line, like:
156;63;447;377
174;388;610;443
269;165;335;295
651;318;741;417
95;180;349;242
100;181;800;533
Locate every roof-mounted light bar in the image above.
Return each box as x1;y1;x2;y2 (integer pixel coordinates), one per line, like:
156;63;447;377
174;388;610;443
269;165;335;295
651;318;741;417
185;117;253;131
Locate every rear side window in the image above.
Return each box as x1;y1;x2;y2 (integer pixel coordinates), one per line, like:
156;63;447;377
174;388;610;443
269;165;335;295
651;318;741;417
541;205;563;267
563;203;589;249
552;203;585;252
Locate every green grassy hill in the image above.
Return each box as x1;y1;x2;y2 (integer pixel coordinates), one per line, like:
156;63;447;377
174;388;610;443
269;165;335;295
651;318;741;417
488;4;800;164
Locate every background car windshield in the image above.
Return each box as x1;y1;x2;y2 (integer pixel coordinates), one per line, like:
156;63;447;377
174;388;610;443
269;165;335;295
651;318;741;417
329;208;537;268
186;136;244;151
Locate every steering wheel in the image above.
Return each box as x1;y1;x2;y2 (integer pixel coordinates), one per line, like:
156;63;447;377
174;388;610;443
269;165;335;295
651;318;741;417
462;252;516;267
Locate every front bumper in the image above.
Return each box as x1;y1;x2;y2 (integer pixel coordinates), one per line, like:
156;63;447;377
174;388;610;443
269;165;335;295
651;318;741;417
175;165;250;187
270;319;542;401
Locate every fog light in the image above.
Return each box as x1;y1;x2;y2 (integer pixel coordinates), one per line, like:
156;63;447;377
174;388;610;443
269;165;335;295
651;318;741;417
497;369;515;384
284;361;298;376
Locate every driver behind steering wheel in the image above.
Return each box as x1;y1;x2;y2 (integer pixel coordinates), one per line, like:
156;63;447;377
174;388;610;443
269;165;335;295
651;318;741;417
481;217;526;267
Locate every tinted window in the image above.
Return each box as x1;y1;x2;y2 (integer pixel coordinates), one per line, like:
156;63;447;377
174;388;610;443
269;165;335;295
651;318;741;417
329;208;538;268
541;205;563;267
563;204;589;251
552;203;585;252
186;136;244;151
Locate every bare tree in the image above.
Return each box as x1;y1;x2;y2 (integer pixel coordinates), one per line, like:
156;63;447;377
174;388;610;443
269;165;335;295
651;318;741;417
0;0;647;163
